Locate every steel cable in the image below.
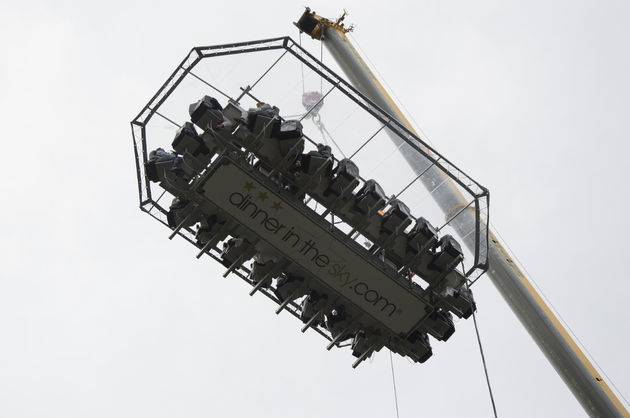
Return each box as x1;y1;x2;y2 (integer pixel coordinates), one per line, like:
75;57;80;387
389;350;400;418
472;308;499;418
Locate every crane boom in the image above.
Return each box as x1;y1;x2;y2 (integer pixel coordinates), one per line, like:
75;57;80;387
295;8;628;418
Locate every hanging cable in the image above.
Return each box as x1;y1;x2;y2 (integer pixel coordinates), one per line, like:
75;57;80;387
320;125;328;146
320;38;324;93
323;126;346;157
472;307;499;418
313;117;347;158
389;350;400;418
299;32;305;95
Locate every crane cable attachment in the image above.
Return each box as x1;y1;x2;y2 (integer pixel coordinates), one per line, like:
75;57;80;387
297;30;347;158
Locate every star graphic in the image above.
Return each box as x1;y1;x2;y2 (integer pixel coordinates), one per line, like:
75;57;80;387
271;201;283;212
243;181;255;192
257;191;269;202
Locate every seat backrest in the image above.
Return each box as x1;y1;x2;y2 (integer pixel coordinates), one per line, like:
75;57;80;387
380;199;412;234
255;137;282;166
388;199;411;218
172;122;208;156
145;160;173;183
439;235;463;257
252;115;277;139
407;217;437;253
278;136;304;159
144;160;159;182
223;101;247;121
276;119;303;140
305;156;332;175
334;158;360;179
356;179;385;200
167;200;197;229
353;179;386;215
190;98;224;130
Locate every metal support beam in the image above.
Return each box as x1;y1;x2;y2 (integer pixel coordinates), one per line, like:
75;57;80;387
275;289;299;314
300;10;628;416
168;210;198;240
301;309;323;333
352;344;376;369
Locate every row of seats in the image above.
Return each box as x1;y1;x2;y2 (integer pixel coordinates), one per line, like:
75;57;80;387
216;229;386;360
160;191;442;361
164;185;453;354
290;159;466;290
178;99;468;301
223;113;477;318
144;95;471;363
175;99;476;318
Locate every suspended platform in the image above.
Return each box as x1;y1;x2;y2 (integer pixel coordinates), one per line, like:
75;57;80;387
131;37;489;367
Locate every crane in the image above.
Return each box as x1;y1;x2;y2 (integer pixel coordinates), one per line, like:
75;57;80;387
294;7;628;418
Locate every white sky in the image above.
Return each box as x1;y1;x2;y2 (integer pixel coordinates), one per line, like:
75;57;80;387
1;1;629;417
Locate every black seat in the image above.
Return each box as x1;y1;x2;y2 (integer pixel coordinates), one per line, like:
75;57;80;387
278;138;305;164
247;104;280;131
145;148;180;183
189;96;224;130
324;158;359;198
380;199;412;235
405;331;432;363
300;155;331;176
166;197;197;229
250;114;280;141
144;160;160;182
353;179;386;215
171;122;209;157
438;285;476;319
423;308;455;341
429;235;463;272
277;120;303;139
195;214;225;245
457;286;476;318
407;217;438;255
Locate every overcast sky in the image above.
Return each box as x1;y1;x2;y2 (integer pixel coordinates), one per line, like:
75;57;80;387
1;1;629;417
